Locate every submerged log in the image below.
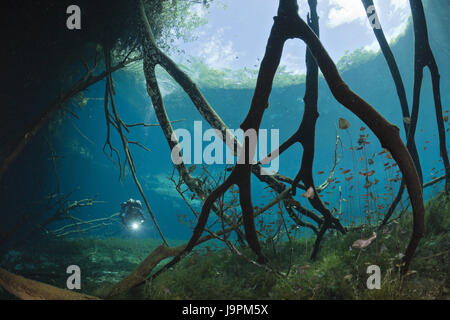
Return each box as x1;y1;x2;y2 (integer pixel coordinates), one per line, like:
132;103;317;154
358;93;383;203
0;267;99;300
106;244;184;298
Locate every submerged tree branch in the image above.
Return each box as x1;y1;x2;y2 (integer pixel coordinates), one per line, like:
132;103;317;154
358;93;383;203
286;0;424;274
361;0;422;181
103;47;168;245
0;268;100;300
407;0;449;193
0;54;141;182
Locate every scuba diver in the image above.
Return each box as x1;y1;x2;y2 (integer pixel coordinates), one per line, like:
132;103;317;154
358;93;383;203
120;198;145;230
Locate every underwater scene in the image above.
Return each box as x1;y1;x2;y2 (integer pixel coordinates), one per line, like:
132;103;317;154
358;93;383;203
0;0;449;303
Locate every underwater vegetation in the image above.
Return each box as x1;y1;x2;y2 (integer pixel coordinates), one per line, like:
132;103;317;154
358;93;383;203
0;0;449;301
0;192;448;300
145;193;449;300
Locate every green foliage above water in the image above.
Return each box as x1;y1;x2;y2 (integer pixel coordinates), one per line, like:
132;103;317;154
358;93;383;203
152;1;209;54
336;48;379;73
131;58;308;95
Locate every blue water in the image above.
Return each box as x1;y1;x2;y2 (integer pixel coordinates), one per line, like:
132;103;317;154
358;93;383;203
1;1;449;247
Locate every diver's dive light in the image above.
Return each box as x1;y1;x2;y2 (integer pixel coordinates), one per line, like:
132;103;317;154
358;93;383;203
131;223;139;230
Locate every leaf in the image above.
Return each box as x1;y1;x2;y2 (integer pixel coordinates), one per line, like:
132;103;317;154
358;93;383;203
338;117;350;130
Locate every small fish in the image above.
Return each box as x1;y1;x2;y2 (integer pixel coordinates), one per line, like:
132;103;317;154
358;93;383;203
339;118;350;130
360;126;366;131
366;170;375;176
317;171;325;174
342;169;351;174
345;176;353;181
368;158;374;165
444;115;449;122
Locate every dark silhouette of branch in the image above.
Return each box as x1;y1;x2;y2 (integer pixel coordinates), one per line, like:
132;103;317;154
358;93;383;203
423;174;447;188
138;0;324;242
285;0;424;275
383;0;449;230
103;47;168;246
262;0;344;259
139;0;424;277
360;0;420;228
126;119;185;127
361;0;422;179
139;2;324;237
143;0;425;275
407;0;449;193
382;172;448;226
0;54;141;182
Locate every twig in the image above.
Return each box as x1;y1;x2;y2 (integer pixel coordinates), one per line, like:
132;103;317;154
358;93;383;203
126;119;185;127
